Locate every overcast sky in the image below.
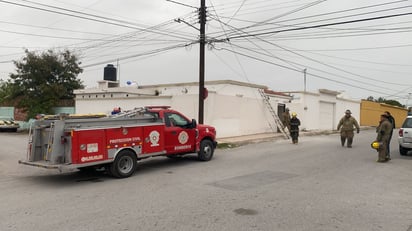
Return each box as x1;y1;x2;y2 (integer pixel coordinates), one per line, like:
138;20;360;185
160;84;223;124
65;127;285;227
0;0;412;104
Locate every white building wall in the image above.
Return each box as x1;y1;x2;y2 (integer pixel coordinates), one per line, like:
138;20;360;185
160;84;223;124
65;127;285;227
141;82;277;137
206;93;275;137
75;84;283;138
74;80;360;138
169;94;199;121
75;96;172;114
285;91;360;131
319;101;336;130
145;82;264;98
287;92;320;131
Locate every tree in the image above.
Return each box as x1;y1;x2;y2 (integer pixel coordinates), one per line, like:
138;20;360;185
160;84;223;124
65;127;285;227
364;96;404;107
383;99;403;107
0;80;8;104
8;49;84;119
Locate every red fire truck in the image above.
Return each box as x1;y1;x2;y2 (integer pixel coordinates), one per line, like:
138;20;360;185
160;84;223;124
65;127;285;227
19;106;217;178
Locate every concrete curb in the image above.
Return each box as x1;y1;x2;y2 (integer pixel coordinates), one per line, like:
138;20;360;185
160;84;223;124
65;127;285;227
216;127;374;148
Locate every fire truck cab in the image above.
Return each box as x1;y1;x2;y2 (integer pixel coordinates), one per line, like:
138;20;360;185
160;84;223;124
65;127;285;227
19;106;217;178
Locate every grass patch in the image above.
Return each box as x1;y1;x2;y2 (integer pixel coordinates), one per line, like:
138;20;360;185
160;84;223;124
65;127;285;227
217;142;239;149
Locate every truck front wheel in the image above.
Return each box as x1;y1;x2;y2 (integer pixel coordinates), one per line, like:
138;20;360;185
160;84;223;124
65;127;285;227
198;140;214;161
109;150;137;178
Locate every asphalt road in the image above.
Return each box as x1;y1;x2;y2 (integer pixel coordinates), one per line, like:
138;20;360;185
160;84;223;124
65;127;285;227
1;129;412;231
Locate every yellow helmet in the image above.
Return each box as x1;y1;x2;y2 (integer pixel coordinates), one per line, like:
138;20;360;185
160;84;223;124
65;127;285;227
371;141;380;150
291;112;297;117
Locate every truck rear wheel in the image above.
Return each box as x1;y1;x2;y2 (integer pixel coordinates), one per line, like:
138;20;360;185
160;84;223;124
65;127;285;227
198;140;214;161
109;150;137;178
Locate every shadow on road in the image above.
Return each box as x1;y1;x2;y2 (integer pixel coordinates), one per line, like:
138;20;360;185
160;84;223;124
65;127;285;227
16;154;215;187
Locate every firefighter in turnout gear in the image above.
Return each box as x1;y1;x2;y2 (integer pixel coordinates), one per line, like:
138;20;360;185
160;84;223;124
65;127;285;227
384;111;395;159
376;114;393;162
337;109;360;148
282;108;291;132
290;112;301;144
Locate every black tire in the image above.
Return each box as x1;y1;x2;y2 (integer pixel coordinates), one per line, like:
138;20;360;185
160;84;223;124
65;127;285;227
399;145;409;156
109;150;137;178
198;140;214;161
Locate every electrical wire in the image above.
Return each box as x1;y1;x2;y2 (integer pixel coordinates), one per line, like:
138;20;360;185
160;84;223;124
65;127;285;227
0;0;193;41
219;47;397;96
222;12;412;40
206;6;411;98
81;41;197;68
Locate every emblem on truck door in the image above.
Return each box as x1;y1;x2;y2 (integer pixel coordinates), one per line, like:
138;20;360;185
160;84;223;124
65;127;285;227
149;130;160;147
122;127;128;135
178;131;189;144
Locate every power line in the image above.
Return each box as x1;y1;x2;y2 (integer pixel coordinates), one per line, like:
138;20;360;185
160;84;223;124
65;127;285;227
247;1;409;29
0;0;193;41
81;42;196;68
207;7;411;96
0;20;114;36
225;42;401;90
208;1;412;39
259;27;412;41
220;47;395;96
223;12;412;40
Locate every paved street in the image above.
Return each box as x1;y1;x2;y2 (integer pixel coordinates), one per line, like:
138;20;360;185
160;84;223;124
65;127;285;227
1;129;412;231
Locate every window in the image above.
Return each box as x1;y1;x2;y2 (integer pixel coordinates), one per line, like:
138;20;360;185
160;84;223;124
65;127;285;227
165;113;189;127
143;112;160;122
402;118;412;128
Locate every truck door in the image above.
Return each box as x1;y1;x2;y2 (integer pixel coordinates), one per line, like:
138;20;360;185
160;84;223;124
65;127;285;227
163;112;196;154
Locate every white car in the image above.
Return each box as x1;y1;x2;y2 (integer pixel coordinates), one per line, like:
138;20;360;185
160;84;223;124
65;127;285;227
398;115;412;155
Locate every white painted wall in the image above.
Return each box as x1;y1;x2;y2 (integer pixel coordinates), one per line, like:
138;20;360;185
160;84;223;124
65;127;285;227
75;96;172;114
74;81;360;138
319;101;335;130
209;94;275;137
135;81;280;137
285;91;360;131
160;84;279;137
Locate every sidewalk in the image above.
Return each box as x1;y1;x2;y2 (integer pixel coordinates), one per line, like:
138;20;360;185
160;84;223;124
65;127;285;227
216;128;372;147
217;132;283;146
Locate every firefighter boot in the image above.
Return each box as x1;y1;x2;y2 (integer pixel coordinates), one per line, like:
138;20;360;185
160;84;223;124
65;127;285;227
347;137;353;148
341;137;346;147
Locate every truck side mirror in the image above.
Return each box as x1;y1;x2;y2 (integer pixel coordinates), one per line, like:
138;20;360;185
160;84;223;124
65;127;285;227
191;119;197;129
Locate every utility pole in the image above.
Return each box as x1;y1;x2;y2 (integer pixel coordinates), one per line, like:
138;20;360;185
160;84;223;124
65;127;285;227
303;68;307;92
166;0;206;124
198;0;206;124
116;59;120;85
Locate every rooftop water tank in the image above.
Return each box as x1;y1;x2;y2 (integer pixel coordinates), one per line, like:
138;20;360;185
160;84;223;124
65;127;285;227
104;64;117;81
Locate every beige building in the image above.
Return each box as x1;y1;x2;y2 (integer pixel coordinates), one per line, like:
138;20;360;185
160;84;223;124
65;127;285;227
360;100;407;128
